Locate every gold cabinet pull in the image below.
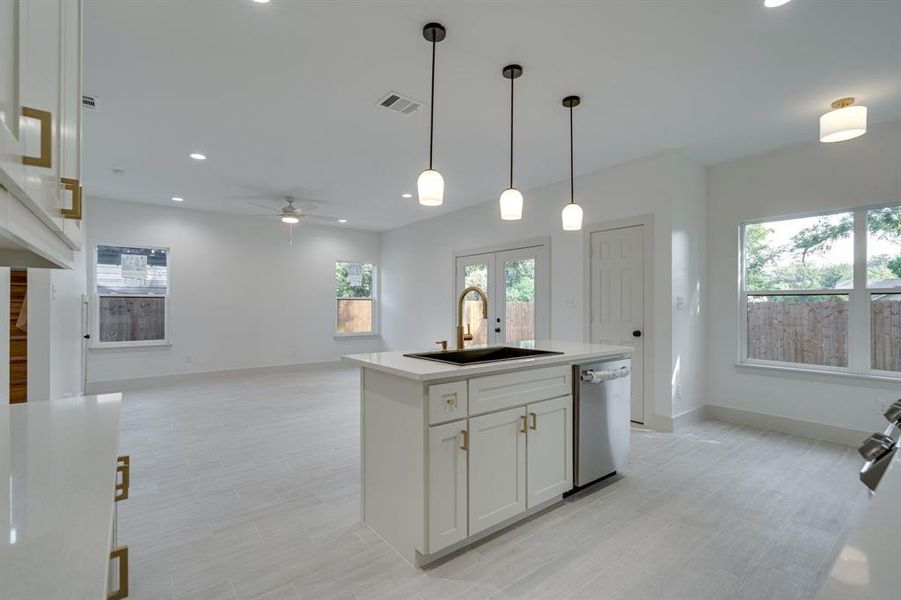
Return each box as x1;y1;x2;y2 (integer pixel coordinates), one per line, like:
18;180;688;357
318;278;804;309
21;107;52;168
108;545;129;600
520;414;527;434
60;177;82;220
115;455;130;502
460;429;468;451
529;412;538;431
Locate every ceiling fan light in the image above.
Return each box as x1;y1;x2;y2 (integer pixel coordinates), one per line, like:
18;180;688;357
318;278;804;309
820;103;867;143
281;215;300;224
499;188;523;220
417;169;444;206
562;203;583;231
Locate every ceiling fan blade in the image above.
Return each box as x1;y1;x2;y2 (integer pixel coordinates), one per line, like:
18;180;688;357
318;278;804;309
248;200;278;210
302;214;342;224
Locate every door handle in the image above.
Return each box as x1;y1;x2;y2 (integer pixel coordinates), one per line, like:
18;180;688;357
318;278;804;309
460;430;468;451
494;327;501;333
632;330;642;338
529;412;537;431
21;107;52;168
60;178;83;220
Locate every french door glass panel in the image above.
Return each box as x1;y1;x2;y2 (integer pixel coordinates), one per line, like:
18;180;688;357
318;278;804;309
455;244;548;347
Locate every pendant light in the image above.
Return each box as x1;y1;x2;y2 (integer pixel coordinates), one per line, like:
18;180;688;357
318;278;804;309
820;97;867;143
561;95;583;231
418;23;446;206
499;64;524;220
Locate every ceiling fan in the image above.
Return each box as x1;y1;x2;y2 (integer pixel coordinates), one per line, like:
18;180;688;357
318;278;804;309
247;195;343;244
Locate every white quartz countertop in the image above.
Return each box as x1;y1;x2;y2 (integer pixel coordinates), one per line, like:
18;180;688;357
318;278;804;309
816;448;901;600
343;340;632;381
0;394;123;600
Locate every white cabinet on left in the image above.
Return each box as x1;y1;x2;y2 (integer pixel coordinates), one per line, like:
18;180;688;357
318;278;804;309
0;0;82;269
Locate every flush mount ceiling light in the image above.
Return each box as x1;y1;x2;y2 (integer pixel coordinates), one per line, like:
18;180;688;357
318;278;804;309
417;22;446;207
763;0;792;7
561;95;583;231
188;152;207;160
820;97;867;143
171;196;184;202
499;64;524;221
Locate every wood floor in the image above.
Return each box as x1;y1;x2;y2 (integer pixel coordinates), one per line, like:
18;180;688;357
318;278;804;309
117;365;869;600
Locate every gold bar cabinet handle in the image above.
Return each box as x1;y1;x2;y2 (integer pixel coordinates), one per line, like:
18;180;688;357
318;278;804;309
115;455;130;502
460;429;468;451
529;412;538;431
60;177;82;220
108;545;129;600
520;414;527;434
21;107;52;168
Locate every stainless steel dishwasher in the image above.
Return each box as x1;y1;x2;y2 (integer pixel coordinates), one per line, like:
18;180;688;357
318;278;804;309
573;358;631;488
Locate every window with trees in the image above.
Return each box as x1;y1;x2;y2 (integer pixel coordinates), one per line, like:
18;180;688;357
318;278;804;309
95;245;169;346
336;262;376;335
741;204;901;375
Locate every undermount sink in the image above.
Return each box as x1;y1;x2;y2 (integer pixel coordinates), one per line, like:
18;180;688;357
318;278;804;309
404;346;563;366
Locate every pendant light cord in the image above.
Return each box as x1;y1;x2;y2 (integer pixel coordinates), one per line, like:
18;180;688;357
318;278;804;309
429;36;436;170
509;75;514;189
569;105;574;204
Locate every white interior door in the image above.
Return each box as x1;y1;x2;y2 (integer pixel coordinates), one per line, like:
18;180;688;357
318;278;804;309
590;226;645;423
454;243;549;347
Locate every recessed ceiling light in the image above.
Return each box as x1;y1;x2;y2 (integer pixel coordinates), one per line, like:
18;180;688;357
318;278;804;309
401;193;412;198
763;0;791;7
339;219;348;223
171;197;184;202
188;152;207;160
253;0;270;3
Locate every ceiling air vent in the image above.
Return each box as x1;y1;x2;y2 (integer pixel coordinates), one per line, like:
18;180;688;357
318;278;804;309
377;91;422;115
82;94;98;110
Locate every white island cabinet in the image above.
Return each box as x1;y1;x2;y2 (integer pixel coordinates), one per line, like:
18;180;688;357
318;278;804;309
345;340;631;566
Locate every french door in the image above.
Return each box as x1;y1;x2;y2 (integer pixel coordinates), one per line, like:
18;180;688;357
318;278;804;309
454;243;549;347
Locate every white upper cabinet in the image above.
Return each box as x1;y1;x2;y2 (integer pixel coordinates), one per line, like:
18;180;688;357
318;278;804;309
0;0;81;269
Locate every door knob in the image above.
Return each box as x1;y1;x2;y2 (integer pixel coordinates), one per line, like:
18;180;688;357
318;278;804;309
495;327;501;333
632;330;642;338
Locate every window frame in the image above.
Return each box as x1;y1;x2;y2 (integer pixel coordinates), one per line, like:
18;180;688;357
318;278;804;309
91;243;172;350
334;260;379;338
738;203;901;379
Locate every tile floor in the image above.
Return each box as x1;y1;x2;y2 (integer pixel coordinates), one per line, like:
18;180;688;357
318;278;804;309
116;365;869;600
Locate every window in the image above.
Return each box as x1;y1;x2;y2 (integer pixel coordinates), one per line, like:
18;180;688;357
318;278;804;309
336;261;376;336
740;204;901;376
95;245;169;346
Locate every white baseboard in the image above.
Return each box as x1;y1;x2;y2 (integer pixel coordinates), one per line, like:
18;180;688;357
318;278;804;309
705;404;869;447
86;359;346;394
672;404;707;430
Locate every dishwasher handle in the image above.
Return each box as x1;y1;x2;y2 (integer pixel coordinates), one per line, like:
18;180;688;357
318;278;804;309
581;366;630;383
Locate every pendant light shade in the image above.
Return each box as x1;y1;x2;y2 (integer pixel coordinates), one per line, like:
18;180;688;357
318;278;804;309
561;95;582;231
499;64;524;220
419;23;446;206
500;187;524;220
417;169;445;206
561;202;583;231
820;97;867;143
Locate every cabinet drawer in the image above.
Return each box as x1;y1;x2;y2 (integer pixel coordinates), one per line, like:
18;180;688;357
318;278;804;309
468;365;571;416
428;381;468;425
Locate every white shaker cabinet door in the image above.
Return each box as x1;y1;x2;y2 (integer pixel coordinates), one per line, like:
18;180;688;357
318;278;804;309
427;420;468;554
0;0;26;194
526;395;573;508
468;406;526;535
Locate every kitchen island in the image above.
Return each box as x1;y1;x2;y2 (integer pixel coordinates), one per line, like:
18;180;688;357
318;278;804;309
344;340;631;566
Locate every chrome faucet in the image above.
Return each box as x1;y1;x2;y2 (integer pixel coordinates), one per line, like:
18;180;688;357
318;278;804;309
456;286;488;350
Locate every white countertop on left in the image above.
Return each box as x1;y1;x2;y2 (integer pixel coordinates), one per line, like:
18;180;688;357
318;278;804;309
343;339;632;381
0;394;123;600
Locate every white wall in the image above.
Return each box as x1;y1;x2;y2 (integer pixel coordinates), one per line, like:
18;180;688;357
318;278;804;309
706;119;901;436
670;154;707;419
85;197;382;384
381;151;706;429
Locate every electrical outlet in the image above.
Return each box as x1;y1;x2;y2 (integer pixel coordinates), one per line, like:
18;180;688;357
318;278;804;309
186;354;193;364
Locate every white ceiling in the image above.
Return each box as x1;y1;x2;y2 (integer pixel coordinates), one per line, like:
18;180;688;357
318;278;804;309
83;0;901;231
